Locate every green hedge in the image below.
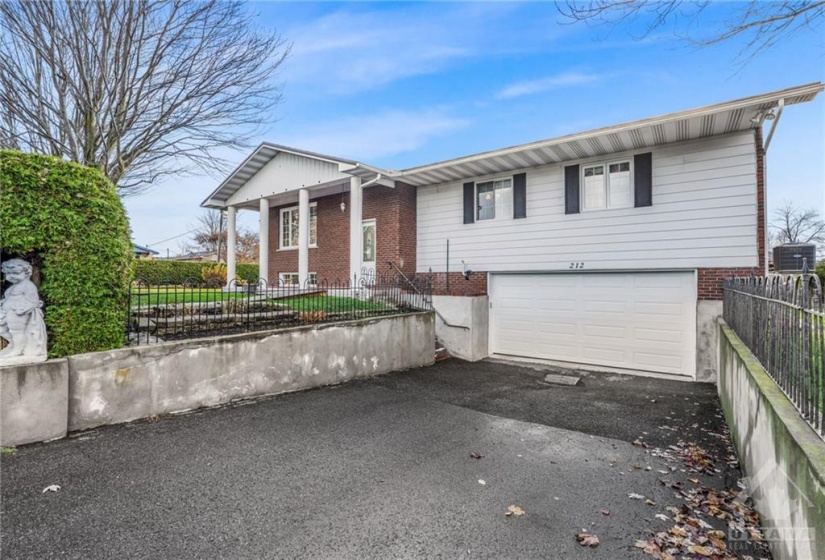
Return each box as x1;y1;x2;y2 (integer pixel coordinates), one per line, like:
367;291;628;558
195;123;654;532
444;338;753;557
816;260;825;286
0;151;133;357
133;259;259;285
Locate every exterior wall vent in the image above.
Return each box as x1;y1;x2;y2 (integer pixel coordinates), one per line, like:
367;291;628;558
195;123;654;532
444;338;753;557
772;243;817;273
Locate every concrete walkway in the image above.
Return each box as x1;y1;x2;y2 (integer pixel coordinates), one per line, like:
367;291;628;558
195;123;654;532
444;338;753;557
1;359;746;559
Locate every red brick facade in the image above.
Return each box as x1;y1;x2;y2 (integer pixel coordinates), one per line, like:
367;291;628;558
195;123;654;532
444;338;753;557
266;182;417;284
429;272;488;297
696;128;766;300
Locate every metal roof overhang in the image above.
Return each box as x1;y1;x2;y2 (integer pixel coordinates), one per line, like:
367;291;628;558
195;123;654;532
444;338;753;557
391;82;824;187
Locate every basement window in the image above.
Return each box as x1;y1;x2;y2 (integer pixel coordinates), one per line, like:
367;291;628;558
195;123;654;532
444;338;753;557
279;272;318;287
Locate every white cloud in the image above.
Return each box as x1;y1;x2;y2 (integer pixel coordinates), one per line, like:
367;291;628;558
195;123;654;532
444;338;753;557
496;71;603;99
281;109;470;162
281;4;548;95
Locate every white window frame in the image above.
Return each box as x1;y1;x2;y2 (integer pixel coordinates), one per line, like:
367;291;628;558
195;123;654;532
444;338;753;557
279;272;318;286
279;203;318;250
580;159;633;212
475;177;513;222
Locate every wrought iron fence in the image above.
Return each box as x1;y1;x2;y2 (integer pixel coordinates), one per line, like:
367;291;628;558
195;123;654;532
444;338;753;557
126;272;433;346
723;274;825;436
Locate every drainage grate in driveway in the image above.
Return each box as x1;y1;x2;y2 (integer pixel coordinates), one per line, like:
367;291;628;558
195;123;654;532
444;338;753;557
541;373;581;386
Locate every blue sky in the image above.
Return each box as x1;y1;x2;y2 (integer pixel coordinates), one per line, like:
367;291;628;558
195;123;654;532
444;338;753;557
125;1;825;256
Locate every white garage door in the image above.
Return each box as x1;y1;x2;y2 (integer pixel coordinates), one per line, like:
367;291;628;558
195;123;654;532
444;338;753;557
489;272;696;377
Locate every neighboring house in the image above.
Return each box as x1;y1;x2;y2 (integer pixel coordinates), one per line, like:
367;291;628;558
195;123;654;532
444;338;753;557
202;82;824;381
164;250;219;262
133;244;159;260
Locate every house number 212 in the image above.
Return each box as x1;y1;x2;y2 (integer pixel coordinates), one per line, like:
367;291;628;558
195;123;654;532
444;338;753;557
569;262;585;269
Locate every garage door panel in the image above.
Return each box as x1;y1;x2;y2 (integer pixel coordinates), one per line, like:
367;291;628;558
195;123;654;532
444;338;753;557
634;327;684;344
582;325;627;338
634;353;683;370
490;272;696;377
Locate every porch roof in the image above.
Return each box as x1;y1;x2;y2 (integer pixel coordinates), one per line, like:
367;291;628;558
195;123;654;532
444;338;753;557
201;143;357;208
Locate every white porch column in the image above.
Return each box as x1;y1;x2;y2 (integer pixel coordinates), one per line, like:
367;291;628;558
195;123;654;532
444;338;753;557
225;205;237;289
298;188;310;286
258;197;269;286
349;176;363;283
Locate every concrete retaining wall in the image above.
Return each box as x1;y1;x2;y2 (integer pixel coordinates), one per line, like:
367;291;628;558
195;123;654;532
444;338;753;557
1;313;434;445
717;319;825;560
696;300;722;382
1;359;68;446
432;296;488;361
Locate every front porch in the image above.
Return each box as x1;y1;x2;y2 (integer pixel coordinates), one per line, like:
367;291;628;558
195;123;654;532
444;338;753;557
201;144;398;289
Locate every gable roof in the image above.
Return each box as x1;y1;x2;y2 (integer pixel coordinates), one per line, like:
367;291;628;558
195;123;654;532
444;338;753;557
202;143;357;207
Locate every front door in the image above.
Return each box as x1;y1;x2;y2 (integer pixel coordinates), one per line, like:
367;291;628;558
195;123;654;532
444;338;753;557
361;219;376;280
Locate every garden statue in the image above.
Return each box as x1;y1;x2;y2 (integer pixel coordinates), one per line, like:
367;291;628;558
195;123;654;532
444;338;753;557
0;259;48;365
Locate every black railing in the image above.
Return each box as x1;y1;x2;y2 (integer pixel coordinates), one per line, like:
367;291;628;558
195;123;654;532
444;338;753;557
126;273;433;346
723;274;825;436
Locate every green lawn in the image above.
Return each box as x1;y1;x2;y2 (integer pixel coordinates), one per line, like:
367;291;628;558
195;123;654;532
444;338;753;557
130;288;244;306
281;295;390;313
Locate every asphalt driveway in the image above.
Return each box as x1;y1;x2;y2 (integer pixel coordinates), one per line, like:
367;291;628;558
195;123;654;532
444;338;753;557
1;359;760;559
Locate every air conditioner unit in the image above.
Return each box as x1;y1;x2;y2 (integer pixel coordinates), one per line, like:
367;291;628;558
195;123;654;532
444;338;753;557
772;243;817;273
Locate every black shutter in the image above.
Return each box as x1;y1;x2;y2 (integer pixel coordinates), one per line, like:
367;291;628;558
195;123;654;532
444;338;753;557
564;164;580;214
463;181;475;224
634;152;653;207
513;173;527;219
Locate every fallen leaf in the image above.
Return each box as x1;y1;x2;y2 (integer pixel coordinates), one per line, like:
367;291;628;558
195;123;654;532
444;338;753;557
645;499;656;506
469;452;483;460
599;509;610;516
575;533;600;547
628;492;645;500
635;539;661;554
687;545;713;556
42;485;60;493
688;478;700;484
655;514;670;521
505;505;525;517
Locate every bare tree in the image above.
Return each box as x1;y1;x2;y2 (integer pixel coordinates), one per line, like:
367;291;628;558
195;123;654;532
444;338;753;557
236;230;260;264
0;0;290;196
558;1;825;60
191;210;225;261
175;239;193;258
770;201;825;246
189;209;259;263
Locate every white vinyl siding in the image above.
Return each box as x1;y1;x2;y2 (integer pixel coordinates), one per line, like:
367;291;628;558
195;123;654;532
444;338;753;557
226;151;350;207
416;131;758;272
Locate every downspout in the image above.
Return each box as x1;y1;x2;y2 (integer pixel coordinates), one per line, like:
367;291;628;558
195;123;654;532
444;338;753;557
763;98;784;153
762;98;784;272
360;173;383;188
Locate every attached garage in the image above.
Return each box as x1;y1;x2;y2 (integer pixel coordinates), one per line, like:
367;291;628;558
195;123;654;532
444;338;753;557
488;272;697;377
